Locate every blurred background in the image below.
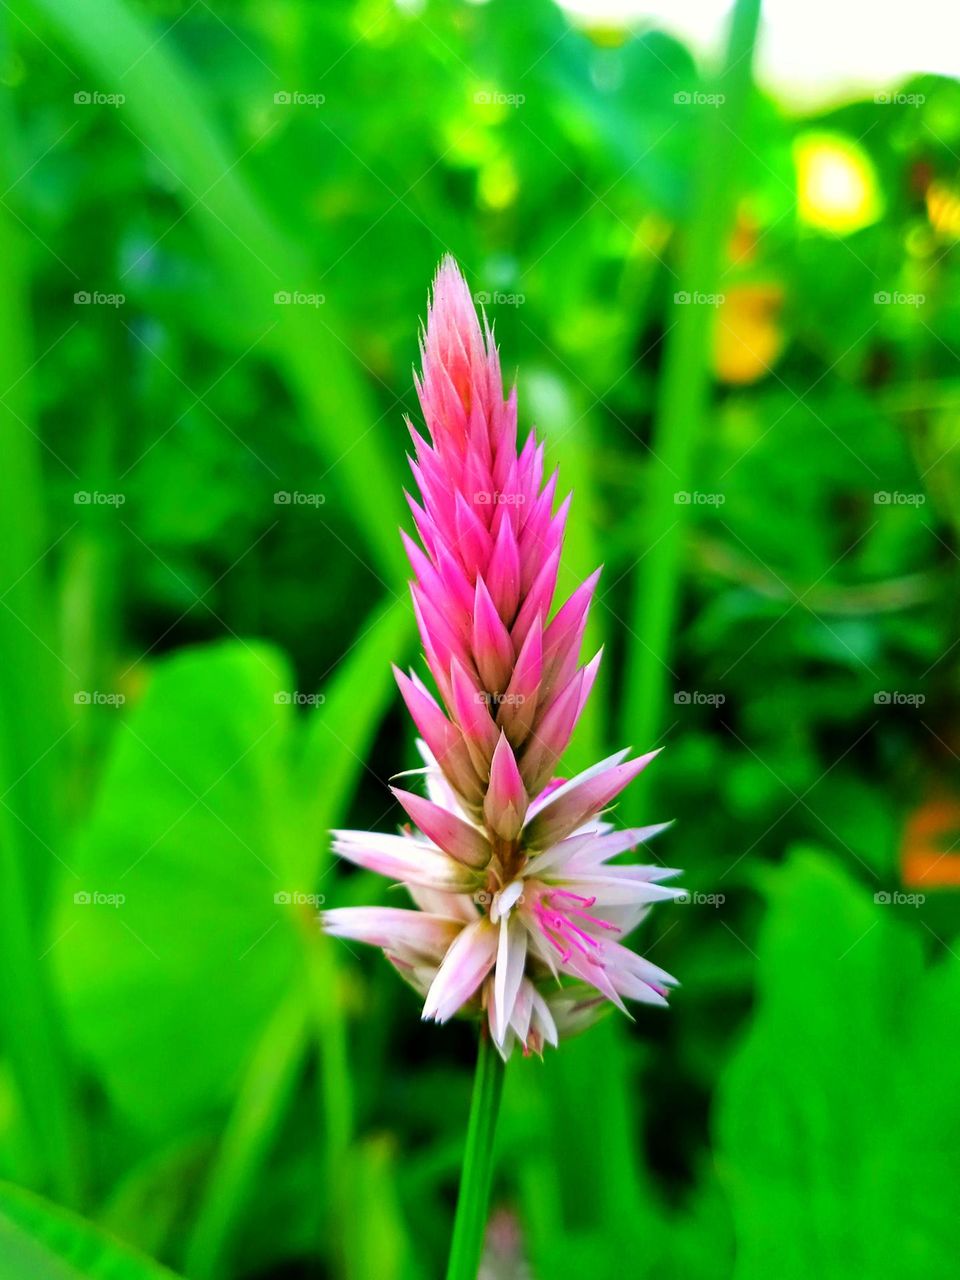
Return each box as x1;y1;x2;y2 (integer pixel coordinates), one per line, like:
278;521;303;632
1;0;958;1277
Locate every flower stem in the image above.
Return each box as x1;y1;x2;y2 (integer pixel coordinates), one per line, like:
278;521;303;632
620;0;762;822
445;1029;505;1280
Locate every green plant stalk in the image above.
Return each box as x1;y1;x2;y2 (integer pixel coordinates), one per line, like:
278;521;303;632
182;602;411;1277
621;0;762;818
183;989;309;1280
29;0;408;586
0;29;80;1200
445;1030;505;1280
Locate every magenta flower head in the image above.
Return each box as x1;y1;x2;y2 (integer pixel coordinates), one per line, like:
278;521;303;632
324;258;682;1059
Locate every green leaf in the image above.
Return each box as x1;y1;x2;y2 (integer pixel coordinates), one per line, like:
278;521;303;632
717;848;959;1279
50;641;304;1134
0;1182;181;1280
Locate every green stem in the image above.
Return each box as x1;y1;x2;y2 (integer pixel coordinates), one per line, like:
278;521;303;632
445;1030;505;1280
621;0;762;819
0;16;80;1202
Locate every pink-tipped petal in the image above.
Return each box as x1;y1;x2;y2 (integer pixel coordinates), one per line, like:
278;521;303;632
449;657;499;774
390;786;492;869
519;671;584;796
393;666;483;806
524;749;661;849
473;574;515;694
541;568;602;695
483;732;527;840
511;546;560;653
322;907;461;960
485;515;521;623
497;613;542;747
332;830;480;893
576;648;603;721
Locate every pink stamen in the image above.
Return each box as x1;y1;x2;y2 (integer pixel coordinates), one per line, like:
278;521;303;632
552;890;596;907
546;889;621;934
534;897;604;963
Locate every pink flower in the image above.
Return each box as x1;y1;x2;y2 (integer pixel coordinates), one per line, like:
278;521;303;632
324;258;681;1059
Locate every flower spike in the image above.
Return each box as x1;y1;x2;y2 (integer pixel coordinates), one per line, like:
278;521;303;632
323;258;682;1058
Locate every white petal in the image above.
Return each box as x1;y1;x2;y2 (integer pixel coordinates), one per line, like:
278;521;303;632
490;878;524;923
406;884;478;923
493;915;527;1047
554;875;685;907
523;832;600;878
509;978;535;1045
422;918;498;1023
529;987;559;1047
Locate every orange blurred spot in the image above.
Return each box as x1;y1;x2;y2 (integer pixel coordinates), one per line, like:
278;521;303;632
728;207;760;266
901;792;960;887
713;283;785;385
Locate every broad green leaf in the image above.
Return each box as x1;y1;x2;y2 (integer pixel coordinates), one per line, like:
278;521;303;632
0;1182;180;1280
717;848;958;1279
50;642;304;1134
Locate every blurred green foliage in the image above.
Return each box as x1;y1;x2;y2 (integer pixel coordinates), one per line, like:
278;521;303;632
0;0;958;1277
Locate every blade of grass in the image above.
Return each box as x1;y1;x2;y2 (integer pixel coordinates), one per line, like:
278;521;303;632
27;0;407;586
183;599;412;1279
0;38;80;1202
620;0;762;818
182;990;308;1280
524;381;660;1258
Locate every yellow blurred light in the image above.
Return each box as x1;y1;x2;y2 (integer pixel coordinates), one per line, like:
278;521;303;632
478;157;519;210
793;132;882;234
926;181;960;240
471;86;510;125
632;211;672;259
713;283;785;385
442;117;496;167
